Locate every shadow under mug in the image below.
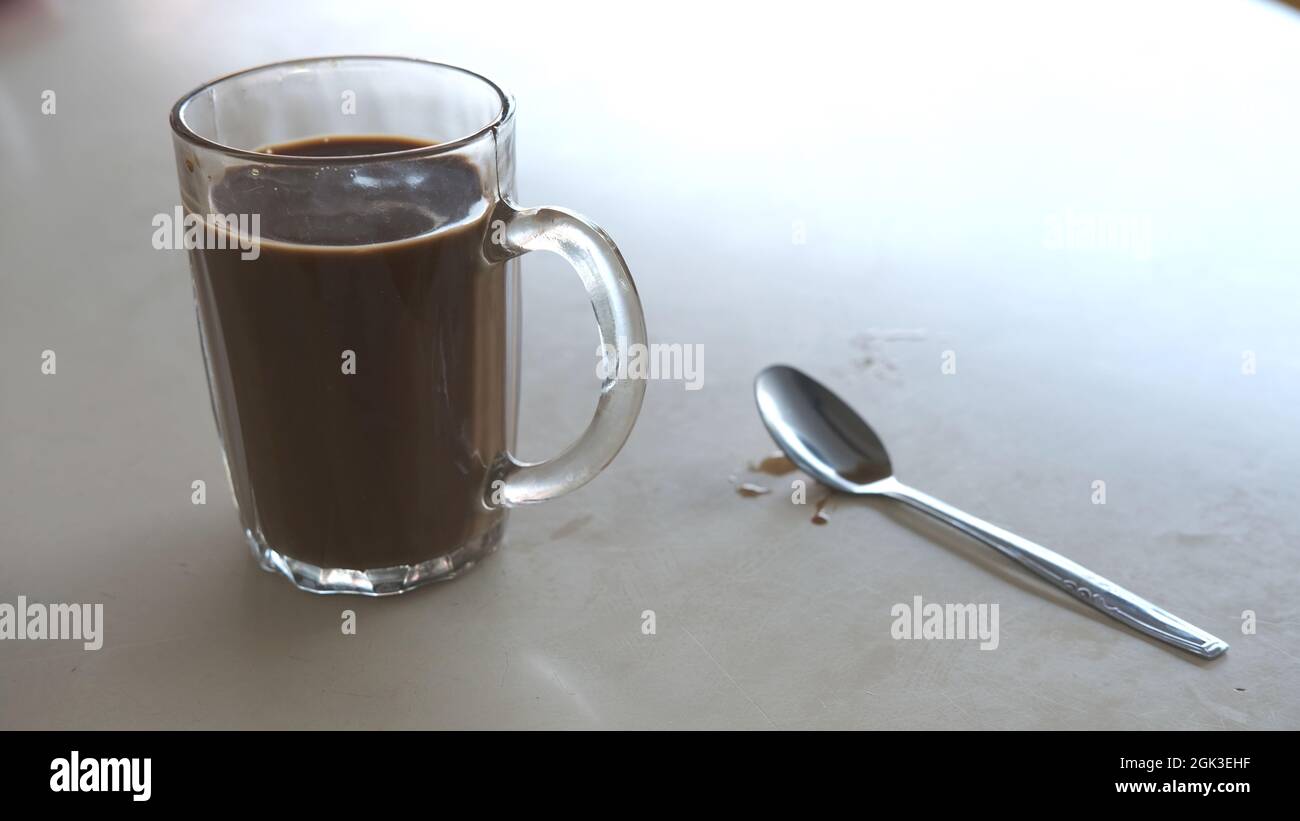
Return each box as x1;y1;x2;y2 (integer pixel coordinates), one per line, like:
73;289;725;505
169;56;646;595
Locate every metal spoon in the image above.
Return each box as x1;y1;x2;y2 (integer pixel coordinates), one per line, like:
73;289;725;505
754;364;1228;659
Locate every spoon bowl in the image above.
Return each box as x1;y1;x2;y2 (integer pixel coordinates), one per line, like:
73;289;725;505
755;365;893;492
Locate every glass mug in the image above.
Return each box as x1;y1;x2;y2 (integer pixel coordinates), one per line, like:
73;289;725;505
169;56;646;595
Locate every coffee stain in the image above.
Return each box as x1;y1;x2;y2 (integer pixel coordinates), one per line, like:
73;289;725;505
750;452;796;476
550;514;593;541
812;492;834;525
853;328;929;344
854;355;899;374
734;453;834;526
849;328;926;383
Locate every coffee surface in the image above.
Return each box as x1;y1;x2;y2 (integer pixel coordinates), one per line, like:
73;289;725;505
190;135;511;569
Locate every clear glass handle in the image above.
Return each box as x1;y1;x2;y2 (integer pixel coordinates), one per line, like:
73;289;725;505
487;203;647;507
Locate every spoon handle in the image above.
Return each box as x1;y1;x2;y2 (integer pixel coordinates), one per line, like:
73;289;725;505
883;480;1228;659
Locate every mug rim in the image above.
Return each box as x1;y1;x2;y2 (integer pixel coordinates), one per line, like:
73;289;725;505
169;55;515;165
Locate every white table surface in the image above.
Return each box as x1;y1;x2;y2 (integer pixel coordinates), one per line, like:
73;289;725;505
2;0;1298;729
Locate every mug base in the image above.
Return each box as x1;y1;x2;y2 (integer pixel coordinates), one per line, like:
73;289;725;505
246;521;504;596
